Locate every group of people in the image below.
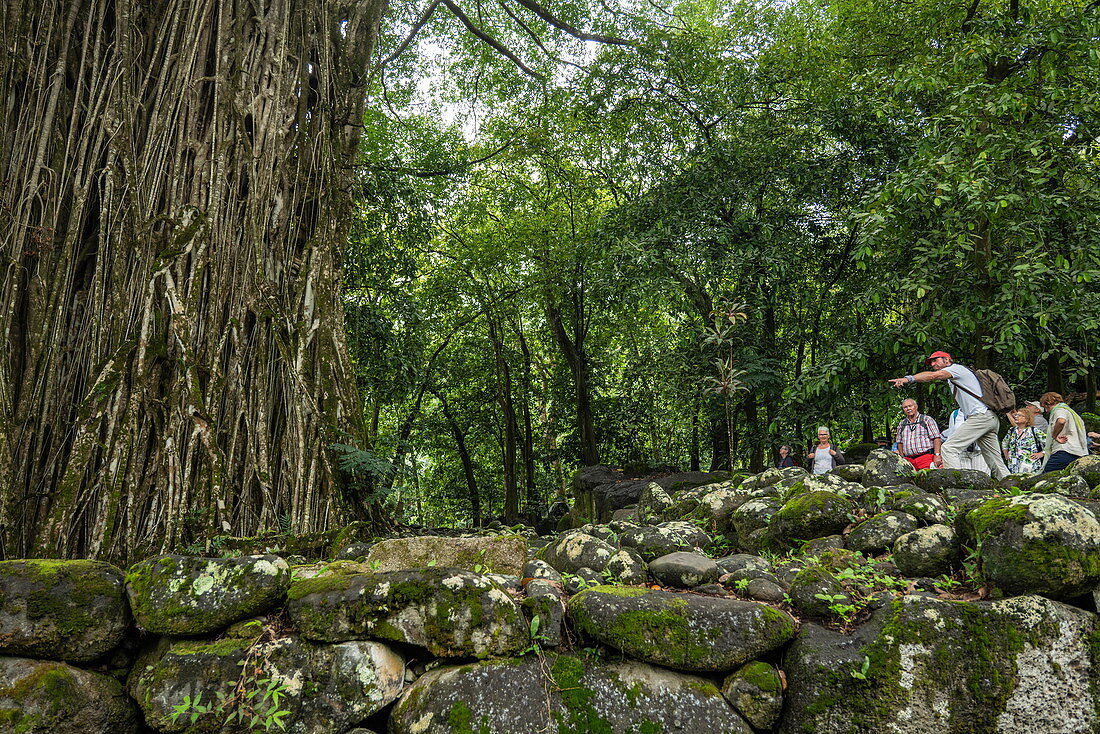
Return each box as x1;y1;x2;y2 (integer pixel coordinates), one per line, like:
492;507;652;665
888;351;1094;478
778;350;1097;478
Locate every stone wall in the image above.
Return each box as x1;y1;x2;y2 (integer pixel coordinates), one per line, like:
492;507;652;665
1;453;1099;733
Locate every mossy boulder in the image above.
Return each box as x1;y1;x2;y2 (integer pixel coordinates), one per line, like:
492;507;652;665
617;521;711;560
287;567;529;658
731;497;784;541
780;594;1099;734
892;524;962;578
522;579;564;648
769;491;857;548
786;566;851;619
389;654;753;734
862;449;916;487
1067;454;1100;489
361;536;527;575
796;473;865;497
831;463;865;482
0;559;130;662
746;466;809;491
845;511;920;556
535;530;617;573
1028;473;1091;498
962;495;1100;599
722;660;784;731
567;586;797;672
649;551;719;588
0;656;137;733
125;554;290;636
914;468;995;493
884;490;949;525
636;481;674;522
716;553;775;577
128;635;404;733
604;547;647;584
688;487;752;533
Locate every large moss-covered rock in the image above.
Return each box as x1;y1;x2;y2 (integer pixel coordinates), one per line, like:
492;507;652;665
846;511;920;555
786;566;851;619
781;595;1099;734
688;486;751;533
722;661;784;731
287;567;528;658
389;654;752;734
0;656;137;733
649;551;719;588
1028;473;1091;498
636;481;674;522
567;586;797;672
125;554;290;635
129;635;404;733
0;559;130;662
535;530;617;573
1068;454;1100;489
769;491;857;548
731;497;784;541
617;521;711;560
884;490;950;525
862;449;916;487
962;495;1100;599
361;536;527;575
914;468;995;493
892;524;961;578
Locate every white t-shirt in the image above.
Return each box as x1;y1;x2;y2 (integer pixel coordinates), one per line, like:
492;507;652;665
1048;405;1088;457
944;364;987;417
812;449;833;475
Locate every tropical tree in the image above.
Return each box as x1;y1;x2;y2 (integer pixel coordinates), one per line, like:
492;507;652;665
0;0;387;560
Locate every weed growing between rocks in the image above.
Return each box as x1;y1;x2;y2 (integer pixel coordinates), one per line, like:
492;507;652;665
169;616;293;731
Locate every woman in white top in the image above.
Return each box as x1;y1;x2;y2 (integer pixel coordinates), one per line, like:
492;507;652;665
807;427;846;475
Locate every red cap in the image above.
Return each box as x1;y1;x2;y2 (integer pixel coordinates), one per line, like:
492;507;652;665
924;350;951;365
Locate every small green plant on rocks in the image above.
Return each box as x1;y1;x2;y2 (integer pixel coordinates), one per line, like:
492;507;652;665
170;626;293;731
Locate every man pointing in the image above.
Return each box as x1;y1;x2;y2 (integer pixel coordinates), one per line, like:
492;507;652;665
889;351;1009;480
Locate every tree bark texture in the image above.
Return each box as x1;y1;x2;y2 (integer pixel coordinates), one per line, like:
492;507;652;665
546;295;599;467
0;0;386;561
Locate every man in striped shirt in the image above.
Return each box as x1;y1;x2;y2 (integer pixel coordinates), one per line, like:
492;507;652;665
894;398;943;470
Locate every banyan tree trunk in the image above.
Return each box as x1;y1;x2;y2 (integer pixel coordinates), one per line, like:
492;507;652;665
0;0;387;562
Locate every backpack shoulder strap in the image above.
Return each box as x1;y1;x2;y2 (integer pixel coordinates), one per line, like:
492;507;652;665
951;365;983;401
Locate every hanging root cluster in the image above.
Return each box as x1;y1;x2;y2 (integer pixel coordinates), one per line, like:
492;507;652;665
0;0;387;563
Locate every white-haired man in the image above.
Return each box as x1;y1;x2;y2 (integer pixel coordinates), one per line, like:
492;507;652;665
895;398;943;470
889;351;1009;480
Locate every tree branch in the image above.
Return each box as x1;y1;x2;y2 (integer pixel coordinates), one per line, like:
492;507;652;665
440;0;546;80
509;0;636;46
374;0;441;76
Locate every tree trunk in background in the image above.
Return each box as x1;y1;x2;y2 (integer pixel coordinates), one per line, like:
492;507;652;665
708;411;729;471
969;220;993;369
0;0;386;562
488;316;519;523
1046;353;1066;395
689;391;701;472
514;323;538;515
438;392;480;528
744;397;763;472
546;297;599;467
1087;364;1098;415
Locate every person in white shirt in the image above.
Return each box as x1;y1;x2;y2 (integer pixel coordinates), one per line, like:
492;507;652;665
1038;392;1089;473
888;351;1009;480
942;408;991;475
806;427;846;475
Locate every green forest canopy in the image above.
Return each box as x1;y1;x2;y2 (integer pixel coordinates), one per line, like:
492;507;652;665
347;0;1100;528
